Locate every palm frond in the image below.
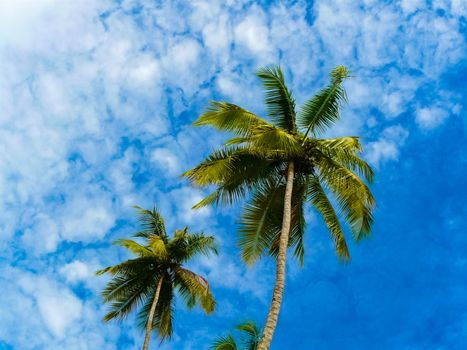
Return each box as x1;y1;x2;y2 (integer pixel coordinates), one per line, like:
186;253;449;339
184;233;218;259
194;101;271;137
113;239;155;258
188;152;284;209
148;235;169;261
133;205;167;240
96;257;158;277
317;155;375;240
257;66;296;132
298;66;350;137
236;321;261;350
210;334;237;350
238;177;284;265
183;146;283;188
103;273;155;322
174;267;215;314
314;137;374;183
308;176;350;260
247;125;302;155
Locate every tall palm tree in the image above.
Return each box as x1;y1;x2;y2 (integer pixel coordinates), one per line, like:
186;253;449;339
96;206;217;350
183;66;375;349
211;321;261;350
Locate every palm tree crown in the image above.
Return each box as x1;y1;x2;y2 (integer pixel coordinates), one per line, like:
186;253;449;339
97;206;217;348
211;321;261;350
184;66;374;264
184;65;375;349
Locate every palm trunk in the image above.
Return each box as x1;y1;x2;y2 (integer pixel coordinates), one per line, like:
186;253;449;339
142;275;164;350
257;161;295;350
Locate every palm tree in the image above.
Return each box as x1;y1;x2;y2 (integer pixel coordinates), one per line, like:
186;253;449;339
211;321;261;350
96;206;217;350
183;66;375;349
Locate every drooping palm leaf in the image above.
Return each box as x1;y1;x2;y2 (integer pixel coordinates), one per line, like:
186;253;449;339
174;267;215;313
308;176;350;260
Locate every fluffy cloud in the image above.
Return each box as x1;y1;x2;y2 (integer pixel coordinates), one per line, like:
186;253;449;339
366;125;409;166
0;0;465;348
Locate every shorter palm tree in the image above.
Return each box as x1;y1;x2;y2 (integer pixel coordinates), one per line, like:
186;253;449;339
97;206;217;350
211;321;262;350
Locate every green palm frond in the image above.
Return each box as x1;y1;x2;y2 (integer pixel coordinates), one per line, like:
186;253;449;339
174;267;215;313
194;101;271;137
113;239;155;258
184;233;218;259
257;66;296;132
315;136;362;153
287;178;307;266
211;334;238;350
247;125;302;155
314;137;374;183
189;152;284;209
236;321;261;350
211;321;261;350
133;205;167;239
103;273;155;322
308;176;350;260
299;66;349;137
148;235;169;261
238;178;284;265
239;175;307;266
183;146;280;188
317;155;375;240
96;257;157;276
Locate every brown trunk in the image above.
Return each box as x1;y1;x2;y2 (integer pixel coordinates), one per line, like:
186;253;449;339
257;161;295;350
142;275;164;350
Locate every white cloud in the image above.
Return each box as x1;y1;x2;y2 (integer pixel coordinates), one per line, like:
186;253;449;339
366;125;409;166
0;0;466;348
416;106;450;129
400;0;426;15
234;11;271;57
165;186;212;227
59;260;92;284
17;272;83;338
152;148;181;177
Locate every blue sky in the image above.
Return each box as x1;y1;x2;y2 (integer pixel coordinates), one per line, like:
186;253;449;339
0;0;466;349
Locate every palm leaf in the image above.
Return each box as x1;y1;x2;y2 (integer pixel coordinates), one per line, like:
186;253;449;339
133;205;167;239
238;177;284;265
236;321;261;350
113;239;155;258
174;267;215;313
317;155;375;240
103;273;155;321
308;176;350;260
257;66;296;132
211;334;237;350
314;137;374;183
299;66;349;137
194;101;271;137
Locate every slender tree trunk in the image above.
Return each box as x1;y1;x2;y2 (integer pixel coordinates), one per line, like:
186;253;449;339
257;161;295;350
142;275;164;350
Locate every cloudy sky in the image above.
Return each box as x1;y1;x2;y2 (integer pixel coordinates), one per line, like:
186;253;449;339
0;0;466;349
